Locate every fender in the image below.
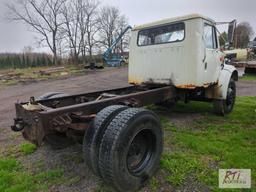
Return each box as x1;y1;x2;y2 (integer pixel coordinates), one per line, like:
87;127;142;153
216;64;238;99
206;64;238;100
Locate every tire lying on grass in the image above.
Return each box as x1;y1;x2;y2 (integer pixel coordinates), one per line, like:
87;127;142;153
213;78;236;116
99;108;163;192
83;105;128;176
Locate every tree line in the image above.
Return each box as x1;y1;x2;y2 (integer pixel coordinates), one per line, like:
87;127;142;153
7;0;130;65
0;53;53;69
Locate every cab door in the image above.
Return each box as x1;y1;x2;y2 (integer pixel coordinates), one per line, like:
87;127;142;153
203;23;222;84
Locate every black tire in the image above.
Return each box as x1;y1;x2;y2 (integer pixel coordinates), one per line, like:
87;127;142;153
37;92;69;100
213;79;236;116
83;105;128;177
99;108;163;192
120;61;126;66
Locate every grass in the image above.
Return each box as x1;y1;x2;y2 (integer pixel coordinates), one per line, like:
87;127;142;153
20;142;37;155
153;97;256;191
240;73;256;81
0;65;86;87
149;178;160;191
0;137;63;191
0;157;64;192
161;153;203;186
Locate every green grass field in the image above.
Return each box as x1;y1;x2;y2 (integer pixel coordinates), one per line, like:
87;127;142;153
152;96;256;191
0;141;65;192
240;73;256;81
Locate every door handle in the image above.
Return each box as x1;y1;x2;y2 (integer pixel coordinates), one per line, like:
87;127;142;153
205;62;208;70
203;51;206;63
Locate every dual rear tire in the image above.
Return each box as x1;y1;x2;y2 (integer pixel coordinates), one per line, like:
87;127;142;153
83;106;163;192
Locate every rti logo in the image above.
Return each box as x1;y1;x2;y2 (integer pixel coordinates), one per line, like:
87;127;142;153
219;169;251;189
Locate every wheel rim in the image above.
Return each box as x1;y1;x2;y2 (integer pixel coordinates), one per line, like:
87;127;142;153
126;129;155;176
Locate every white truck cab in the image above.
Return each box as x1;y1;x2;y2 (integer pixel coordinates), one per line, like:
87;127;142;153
129;14;238;115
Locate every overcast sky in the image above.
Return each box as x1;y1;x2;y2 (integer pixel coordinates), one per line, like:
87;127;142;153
0;0;255;53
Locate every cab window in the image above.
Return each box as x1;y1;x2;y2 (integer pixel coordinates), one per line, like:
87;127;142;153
138;22;185;46
204;24;218;49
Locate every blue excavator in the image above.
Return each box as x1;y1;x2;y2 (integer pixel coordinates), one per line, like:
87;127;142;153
102;26;132;67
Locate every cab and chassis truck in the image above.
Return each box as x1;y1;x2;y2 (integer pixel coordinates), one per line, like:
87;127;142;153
11;14;238;192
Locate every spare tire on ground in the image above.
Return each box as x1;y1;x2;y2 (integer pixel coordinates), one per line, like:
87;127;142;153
37;92;69;100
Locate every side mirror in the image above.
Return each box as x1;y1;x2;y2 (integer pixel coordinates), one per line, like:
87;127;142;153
227;20;237;46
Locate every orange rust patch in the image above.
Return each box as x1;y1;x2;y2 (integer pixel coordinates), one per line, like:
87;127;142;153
128;76;142;85
176;82;217;89
176;84;197;89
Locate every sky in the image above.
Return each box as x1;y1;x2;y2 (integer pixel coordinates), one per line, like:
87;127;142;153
0;0;255;53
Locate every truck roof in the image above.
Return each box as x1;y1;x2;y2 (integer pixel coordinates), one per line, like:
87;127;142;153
133;13;215;30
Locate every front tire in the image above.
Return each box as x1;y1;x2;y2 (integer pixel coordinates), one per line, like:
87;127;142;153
120;61;126;66
99;108;163;192
213;79;236;115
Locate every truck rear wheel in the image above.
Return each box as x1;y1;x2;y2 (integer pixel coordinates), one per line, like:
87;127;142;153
213;79;236;115
83;105;128;176
99;108;163;192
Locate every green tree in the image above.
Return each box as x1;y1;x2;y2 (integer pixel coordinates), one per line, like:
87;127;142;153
219;32;228;47
26;55;31;67
22;54;26;68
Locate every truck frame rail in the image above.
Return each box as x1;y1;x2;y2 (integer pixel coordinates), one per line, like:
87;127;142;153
12;85;175;145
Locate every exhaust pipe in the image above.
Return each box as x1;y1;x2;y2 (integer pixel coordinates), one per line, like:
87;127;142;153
11;118;26;132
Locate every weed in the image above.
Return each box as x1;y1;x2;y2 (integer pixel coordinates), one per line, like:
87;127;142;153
20;142;37;155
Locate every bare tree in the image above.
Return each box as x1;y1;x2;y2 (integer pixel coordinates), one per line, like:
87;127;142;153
82;0;100;60
115;15;130;53
98;5;121;49
7;0;129;64
98;5;129;57
234;22;254;48
61;0;83;64
22;46;34;54
61;0;99;64
7;0;67;65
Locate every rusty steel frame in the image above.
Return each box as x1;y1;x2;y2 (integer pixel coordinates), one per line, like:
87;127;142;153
13;85;175;145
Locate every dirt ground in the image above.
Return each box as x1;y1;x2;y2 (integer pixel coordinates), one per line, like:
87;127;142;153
0;67;255;192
